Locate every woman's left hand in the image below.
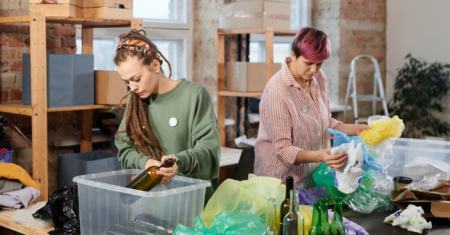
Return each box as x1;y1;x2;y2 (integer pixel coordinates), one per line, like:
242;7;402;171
157;155;178;184
334;123;370;136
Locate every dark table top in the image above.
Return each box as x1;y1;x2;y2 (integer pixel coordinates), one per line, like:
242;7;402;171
341;206;450;235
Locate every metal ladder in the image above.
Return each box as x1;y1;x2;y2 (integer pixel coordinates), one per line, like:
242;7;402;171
343;55;389;124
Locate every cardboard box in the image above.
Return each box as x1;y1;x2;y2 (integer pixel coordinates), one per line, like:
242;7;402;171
83;0;133;9
222;1;290;30
30;3;82;18
391;190;450;218
83;7;133;20
227;62;281;92
29;0;83;7
22;53;94;108
95;71;128;105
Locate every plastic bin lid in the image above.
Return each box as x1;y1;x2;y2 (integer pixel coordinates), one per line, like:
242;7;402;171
73;169;211;198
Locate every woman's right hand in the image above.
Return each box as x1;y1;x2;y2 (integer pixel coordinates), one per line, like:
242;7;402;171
144;158;162;169
317;147;347;171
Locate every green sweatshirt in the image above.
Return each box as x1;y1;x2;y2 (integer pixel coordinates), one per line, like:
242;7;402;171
115;79;221;204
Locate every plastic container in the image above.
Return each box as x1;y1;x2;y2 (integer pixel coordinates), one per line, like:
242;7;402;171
0;150;13;163
58;151;121;189
393;176;413;190
73;170;211;235
389;138;450;180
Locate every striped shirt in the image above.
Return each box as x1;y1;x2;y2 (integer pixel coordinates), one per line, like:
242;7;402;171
254;57;342;189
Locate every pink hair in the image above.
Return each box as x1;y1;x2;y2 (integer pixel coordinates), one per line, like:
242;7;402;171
292;27;330;62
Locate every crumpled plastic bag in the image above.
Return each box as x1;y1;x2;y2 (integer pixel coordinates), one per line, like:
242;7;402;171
173;211;267;235
330;141;365;194
296;187;319;206
12;201;54;228
342;171;391;214
33;186;80;235
327;210;368;235
384;204;432;234
360;115;404;146
328;128;382;173
202;174;285;234
298;205;313;234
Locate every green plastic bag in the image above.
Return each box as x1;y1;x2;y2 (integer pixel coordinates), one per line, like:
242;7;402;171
202;174;285;234
312;163;372;204
173;212;267;235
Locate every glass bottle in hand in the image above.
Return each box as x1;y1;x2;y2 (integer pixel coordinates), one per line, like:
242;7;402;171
280;176;294;235
126;158;177;191
121;158;176;204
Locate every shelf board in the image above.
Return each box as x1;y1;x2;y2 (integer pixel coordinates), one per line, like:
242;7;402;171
218;28;297;36
0;16;132;27
46;17;132;27
0;103;116;116
0;16;30;23
0;103;33;116
218;91;263;98
48;104;114;112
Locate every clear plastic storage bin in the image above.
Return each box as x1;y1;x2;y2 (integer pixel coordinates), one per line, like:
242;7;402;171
73;170;211;235
388;138;450;180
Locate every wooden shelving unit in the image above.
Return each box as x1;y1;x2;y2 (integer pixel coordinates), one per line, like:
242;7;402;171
216;28;297;146
0;14;143;202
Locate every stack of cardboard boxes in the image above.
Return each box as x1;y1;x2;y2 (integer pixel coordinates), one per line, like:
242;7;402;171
29;0;133;20
222;0;291;30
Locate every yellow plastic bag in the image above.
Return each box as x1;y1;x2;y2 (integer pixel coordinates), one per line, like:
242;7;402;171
202;174;285;234
360;115;405;146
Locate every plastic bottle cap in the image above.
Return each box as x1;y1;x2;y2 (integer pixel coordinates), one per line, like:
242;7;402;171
393;176;413;184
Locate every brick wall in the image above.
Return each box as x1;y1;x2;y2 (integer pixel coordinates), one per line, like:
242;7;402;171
312;0;386;122
0;0;79;195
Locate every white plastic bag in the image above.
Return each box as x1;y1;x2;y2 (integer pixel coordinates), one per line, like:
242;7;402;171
12;201;54;228
384;204;432;234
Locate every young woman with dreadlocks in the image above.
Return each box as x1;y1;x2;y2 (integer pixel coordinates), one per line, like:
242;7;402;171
114;29;220;204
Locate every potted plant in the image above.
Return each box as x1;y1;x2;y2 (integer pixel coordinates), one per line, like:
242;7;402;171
389;54;450;139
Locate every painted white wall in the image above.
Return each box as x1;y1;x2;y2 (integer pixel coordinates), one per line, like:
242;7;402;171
386;0;450;101
387;0;450;139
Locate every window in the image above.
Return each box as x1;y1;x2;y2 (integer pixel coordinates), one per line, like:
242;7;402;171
76;0;193;81
249;36;293;63
291;0;311;31
134;0;186;24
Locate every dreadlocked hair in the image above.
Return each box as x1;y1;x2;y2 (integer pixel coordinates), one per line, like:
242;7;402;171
114;29;173;161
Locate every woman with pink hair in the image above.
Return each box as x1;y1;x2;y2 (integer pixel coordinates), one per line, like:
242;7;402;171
254;27;369;188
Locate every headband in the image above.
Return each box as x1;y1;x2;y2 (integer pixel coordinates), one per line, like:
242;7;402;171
116;40;163;65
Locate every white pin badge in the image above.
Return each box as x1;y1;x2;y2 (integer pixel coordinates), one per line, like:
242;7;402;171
169;117;178;127
302;105;308;113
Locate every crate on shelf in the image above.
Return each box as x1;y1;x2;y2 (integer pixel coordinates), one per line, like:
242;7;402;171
22;53;95;108
29;0;83;18
227;62;281;92
83;0;133;8
74;170;210;234
83;7;133;20
0;150;14;163
95;71;128;105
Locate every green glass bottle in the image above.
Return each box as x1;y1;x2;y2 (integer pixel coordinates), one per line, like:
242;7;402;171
280;176;294;235
330;197;346;235
308;201;324;235
283;190;298;235
320;198;331;234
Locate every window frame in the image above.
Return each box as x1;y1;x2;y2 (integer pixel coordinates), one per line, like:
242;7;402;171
75;0;193;81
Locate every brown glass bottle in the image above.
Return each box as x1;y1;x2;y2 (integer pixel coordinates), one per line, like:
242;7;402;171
280;176;294;235
121;158;177;205
125;158;177;191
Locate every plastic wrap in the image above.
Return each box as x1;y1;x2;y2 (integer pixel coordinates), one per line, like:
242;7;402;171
12;201;54;228
202;174;284;233
404;175;440;192
384;205;432;234
173;212;267;235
